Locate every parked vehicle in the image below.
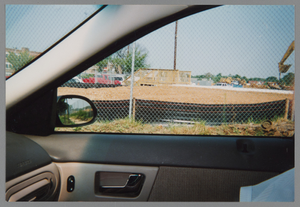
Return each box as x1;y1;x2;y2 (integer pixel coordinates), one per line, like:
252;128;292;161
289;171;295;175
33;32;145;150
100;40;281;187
66;76;84;84
110;74;126;85
215;82;230;87
82;74;121;85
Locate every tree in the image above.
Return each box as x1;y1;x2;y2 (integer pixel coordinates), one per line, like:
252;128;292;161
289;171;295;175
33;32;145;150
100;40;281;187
233;74;241;79
248;77;265;82
212;73;222;83
7;50;35;72
216;73;222;77
265;76;278;83
280;73;294;86
96;44;150;74
242;76;248;83
204;72;213;79
195;75;206;80
96;56;111;71
57;99;69;115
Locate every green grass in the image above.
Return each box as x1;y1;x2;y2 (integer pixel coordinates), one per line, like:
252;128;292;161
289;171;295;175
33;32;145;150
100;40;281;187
233;127;240;134
59;115;75;125
255;129;265;136
70;109;91;121
244;114;284;125
74;127;82;132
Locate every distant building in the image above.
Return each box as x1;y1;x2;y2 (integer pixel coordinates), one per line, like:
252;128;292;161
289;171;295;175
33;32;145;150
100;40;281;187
199;78;213;86
84;65;99;74
6;47;41;58
231;80;239;85
191;78;198;85
5;47;41;76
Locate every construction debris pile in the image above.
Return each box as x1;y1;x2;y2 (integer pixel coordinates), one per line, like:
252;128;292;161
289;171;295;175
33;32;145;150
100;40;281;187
243;82;294;90
219;77;247;85
124;68;191;86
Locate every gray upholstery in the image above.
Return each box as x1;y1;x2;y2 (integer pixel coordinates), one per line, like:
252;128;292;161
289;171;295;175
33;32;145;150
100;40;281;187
148;167;278;201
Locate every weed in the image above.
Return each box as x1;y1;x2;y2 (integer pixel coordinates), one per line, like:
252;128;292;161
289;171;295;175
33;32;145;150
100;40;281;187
246;116;254;124
255;129;265;136
271;115;285;123
233;127;240;134
192;118;206;125
74;127;82;132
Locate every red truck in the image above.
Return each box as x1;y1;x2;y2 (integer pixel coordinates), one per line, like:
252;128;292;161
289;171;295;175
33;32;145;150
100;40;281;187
82;74;121;85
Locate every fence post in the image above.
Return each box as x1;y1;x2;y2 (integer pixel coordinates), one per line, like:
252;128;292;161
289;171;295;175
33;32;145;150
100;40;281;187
133;97;136;121
284;98;289;120
129;42;136;120
223;93;227;124
291;99;294;121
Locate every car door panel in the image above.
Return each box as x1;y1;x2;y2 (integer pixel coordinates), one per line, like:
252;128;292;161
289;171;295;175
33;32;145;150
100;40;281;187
148;166;279;201
22;133;293;201
55;163;158;201
6;133;60;202
5;164;60;202
26;134;294;172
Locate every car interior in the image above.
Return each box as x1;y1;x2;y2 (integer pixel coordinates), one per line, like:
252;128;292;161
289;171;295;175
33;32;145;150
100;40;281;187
5;4;295;203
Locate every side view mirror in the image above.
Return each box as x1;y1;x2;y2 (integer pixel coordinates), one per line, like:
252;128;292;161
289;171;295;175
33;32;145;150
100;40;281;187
56;95;97;127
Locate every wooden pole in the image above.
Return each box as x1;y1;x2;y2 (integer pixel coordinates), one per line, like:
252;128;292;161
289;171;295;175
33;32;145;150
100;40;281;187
291;99;295;121
133;97;136;121
284;98;289;120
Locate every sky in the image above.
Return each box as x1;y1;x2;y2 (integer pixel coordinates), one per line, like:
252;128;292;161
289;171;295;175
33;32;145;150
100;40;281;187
138;5;295;78
67;98;90;109
6;5;101;52
6;5;295;79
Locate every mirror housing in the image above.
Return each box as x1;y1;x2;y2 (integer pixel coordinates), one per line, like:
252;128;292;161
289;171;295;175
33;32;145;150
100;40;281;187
56;95;97;127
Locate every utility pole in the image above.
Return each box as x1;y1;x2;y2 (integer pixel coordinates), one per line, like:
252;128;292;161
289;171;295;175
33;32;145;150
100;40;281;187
174;21;178;70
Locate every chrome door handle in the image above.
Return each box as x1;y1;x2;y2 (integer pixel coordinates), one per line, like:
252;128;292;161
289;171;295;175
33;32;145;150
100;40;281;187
101;174;143;188
99;173;145;197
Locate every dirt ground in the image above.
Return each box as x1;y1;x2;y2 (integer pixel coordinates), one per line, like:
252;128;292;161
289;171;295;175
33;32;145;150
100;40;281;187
57;86;294;104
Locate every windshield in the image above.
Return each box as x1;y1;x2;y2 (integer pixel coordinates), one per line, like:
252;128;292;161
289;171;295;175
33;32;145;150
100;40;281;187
5;5;102;78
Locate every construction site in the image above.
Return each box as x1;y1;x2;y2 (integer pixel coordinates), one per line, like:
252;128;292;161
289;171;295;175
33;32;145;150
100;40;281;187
57;85;293;105
59;60;294;104
57;83;294;136
57;40;295;136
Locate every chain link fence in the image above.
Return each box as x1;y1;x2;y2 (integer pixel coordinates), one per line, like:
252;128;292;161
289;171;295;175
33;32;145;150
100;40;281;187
89;98;293;125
